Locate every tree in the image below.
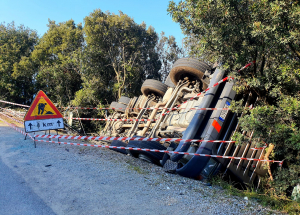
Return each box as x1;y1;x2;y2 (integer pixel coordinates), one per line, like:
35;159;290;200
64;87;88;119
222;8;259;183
0;22;38;105
168;0;300;197
29;19;84;106
168;0;300;97
156;32;185;82
83;10;161;100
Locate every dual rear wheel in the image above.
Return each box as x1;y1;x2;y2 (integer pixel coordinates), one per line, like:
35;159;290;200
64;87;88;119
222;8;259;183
109;58;212;165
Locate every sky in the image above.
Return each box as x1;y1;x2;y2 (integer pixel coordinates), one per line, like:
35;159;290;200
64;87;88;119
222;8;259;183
0;0;185;45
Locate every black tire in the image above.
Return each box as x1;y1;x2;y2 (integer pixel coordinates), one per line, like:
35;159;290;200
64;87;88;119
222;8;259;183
127;141;167;165
141;79;168;97
110;102;119;109
170;58;211;85
126;140;140;158
118;96;131;105
139;154;156;163
109;140;128;154
165;74;176;88
116;103;127;113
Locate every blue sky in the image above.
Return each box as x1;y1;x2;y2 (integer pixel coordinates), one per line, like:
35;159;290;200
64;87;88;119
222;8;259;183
1;0;185;45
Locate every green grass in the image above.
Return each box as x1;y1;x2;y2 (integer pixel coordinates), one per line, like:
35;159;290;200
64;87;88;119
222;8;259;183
210;176;300;214
127;164;148;174
125;160;148;174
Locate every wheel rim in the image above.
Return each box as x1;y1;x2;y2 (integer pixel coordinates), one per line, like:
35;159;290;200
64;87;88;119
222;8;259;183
138;154;153;163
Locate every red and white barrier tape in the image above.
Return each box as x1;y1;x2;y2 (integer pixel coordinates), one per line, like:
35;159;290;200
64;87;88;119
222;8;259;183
0;112;24;124
250;142;268;150
60;107;230;111
0;61;255;112
0;116;34;140
33;133;235;143
0;99;230;111
0;100;30;108
0;109;283;166
63;107;232;122
63;117;158;122
161;76;234;117
0;107;25;118
251;145;268;150
237;61;256;73
34;139;283;165
57;60;254;111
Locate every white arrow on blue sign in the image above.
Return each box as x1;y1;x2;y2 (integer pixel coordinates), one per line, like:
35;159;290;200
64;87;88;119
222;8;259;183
24;118;64;132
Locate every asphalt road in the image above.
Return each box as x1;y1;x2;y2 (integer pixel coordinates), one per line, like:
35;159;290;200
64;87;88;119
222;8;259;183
0;156;56;215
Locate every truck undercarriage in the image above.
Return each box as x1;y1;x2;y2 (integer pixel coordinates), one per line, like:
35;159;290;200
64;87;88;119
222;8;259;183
102;58;273;186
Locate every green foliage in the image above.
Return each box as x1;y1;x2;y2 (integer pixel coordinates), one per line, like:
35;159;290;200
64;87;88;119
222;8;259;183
168;0;300;99
270;165;300;198
0;22;38;104
0;10;182;134
82;10;161;100
30;19;84;106
233;96;300;164
168;0;300;199
292;184;300;202
211;175;300;214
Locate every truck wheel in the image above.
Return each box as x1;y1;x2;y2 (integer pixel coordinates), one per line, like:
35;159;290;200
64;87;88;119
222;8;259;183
116;103;127;113
170;58;211;85
110;102;119;109
109;140;128;154
118;96;131;105
165;74;176;88
126;141;140;158
127;141;166;165
141;79;168;97
139;154;155;163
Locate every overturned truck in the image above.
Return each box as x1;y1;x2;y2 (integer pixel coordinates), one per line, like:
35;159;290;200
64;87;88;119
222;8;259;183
103;58;273;186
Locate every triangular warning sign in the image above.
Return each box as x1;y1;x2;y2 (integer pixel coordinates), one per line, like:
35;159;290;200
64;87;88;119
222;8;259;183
24;90;63;121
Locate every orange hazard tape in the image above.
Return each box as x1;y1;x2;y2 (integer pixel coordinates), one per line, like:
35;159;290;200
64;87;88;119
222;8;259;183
0;115;283;165
33;139;283;165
